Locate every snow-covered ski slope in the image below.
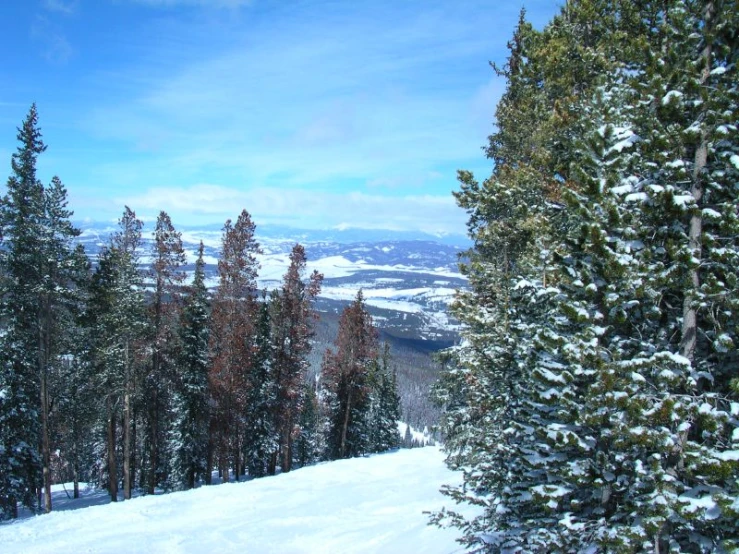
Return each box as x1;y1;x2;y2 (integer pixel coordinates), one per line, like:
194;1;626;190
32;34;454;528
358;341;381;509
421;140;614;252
0;447;470;554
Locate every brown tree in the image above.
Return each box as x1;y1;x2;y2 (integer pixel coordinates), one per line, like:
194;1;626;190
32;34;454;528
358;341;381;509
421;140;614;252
208;210;260;481
269;244;322;473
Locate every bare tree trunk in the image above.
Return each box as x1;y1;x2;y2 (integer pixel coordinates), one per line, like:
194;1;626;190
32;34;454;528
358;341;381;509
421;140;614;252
680;1;713;361
107;397;118;502
123;342;132;500
39;296;52;514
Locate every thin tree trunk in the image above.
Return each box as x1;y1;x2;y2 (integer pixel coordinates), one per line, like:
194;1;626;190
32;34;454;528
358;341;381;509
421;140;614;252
40;360;52;513
107;396;118;502
340;388;353;458
205;436;213;485
680;1;713;361
282;415;292;473
148;399;158;494
123;341;132;500
73;433;80;499
39;297;52;514
268;451;277;476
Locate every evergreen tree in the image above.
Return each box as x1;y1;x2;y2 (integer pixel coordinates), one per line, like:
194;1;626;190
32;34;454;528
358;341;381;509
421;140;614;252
243;296;277;479
322;291;378;460
434;1;739;551
367;343;401;453
145;210;186;493
294;381;322;468
0;105;83;517
87;207;147;502
171;242;210;490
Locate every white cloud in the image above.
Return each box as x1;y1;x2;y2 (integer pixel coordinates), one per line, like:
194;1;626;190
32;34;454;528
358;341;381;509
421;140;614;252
115;184;467;235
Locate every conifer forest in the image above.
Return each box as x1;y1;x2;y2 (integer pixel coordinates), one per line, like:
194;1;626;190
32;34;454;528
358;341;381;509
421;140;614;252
0;106;401;520
1;0;739;552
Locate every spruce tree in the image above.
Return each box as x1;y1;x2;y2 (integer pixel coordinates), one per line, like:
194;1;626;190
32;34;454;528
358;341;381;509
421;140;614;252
145;210;186;493
367;343;401;453
243;297;277;478
0;105;83;517
87;207;147;502
322;291;378;459
171;242;210;490
434;1;739;551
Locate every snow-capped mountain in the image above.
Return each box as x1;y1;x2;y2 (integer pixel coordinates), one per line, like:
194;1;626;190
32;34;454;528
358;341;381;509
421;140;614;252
75;221;468;346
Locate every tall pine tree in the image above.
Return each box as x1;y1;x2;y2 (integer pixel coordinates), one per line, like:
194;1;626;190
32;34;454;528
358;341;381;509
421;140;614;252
171;242;210;490
0;105;83;517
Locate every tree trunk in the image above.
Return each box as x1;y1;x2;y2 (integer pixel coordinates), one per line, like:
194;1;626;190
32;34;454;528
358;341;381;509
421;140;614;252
73;436;80;499
268;451;277;476
205;437;213;485
39;295;52;514
107;397;118;502
340;388;353;458
147;400;158;495
680;1;713;361
282;416;292;473
40;358;52;513
123;341;132;500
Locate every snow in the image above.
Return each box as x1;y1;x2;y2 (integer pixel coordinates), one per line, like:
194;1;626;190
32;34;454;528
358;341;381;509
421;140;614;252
714;450;739;462
397;421;433;445
624;192;647;203
661;90;683;105
0;447;470;554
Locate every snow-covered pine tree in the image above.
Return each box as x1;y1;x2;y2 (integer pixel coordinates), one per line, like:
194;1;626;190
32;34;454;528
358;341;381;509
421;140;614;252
145;210;186;494
294;381;322;468
0;106;84;517
434;1;739;551
430;11;563;548
171;241;210;490
87;207;148;502
367;343;401;453
243;297;278;478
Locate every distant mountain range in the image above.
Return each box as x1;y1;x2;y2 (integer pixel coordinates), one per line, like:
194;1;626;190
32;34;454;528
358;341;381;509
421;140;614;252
75;221;469;346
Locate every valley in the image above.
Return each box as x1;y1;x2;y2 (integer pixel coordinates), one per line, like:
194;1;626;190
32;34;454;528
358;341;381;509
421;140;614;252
76;221;469;429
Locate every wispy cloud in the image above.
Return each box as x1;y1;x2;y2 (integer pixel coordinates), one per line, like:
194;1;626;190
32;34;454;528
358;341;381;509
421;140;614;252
82;1;502;191
43;0;78;14
47;0;561;231
115;184;467;234
31;16;74;64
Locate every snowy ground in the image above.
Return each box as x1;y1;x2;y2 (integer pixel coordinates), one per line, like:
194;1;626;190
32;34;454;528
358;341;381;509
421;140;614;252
0;447;472;554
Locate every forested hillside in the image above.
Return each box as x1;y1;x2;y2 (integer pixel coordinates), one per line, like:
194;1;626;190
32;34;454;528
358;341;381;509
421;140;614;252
434;0;739;552
0;111;403;519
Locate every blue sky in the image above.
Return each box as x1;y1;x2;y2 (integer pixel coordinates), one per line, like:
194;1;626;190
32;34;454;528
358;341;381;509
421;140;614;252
0;0;560;234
